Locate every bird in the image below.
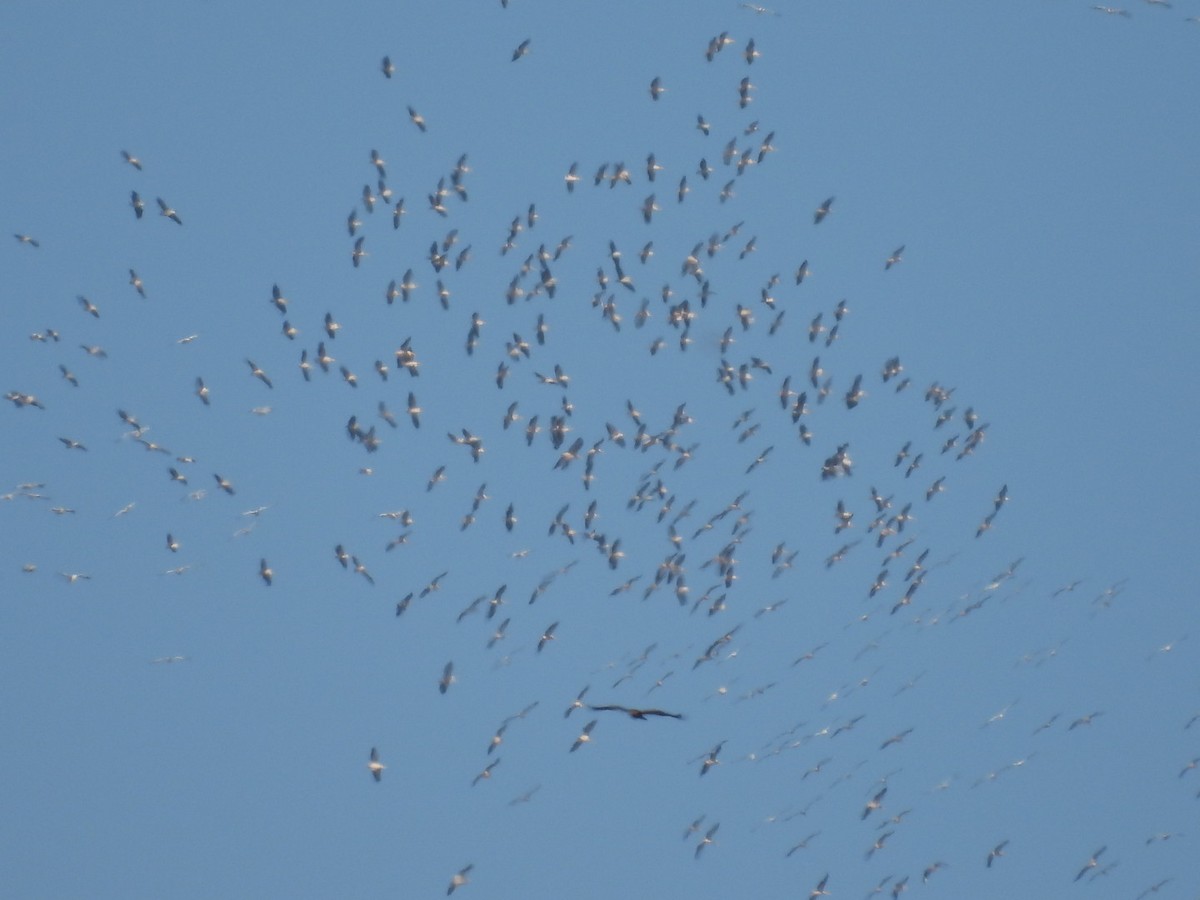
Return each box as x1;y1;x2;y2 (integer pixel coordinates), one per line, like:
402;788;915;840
156;197;183;224
537;621;559;653
862;785;887;819
380;56;394;78
130;191;145;218
986;839;1009;868
570;719;597;752
367;747;385;781
1073;846;1106;881
885;245;906;269
121;149;143;170
246;360;273;389
814;196;834;224
588;704;684;720
512;38;531;61
699;740;725;776
649;76;666;100
694;822;719;858
14;233;40;248
438;661;455;694
446;864;473;895
259;559;273;585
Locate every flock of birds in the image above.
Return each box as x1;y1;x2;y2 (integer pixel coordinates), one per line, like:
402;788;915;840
7;2;1196;898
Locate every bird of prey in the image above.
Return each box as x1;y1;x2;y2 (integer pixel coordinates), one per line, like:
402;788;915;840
588;704;684;720
367;747;385;781
156;197;183;224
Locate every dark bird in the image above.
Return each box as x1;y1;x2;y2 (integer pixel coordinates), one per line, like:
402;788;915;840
588;704;684;720
813;196;834;225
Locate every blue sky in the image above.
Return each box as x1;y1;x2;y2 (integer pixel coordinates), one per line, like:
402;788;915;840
3;2;1198;897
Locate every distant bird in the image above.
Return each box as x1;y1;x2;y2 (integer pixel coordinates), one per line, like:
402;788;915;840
438;661;455;694
121;149;143;170
78;295;100;318
649;76;666;100
537;621;559;653
885;245;906;269
512;38;531;61
156;197;183;225
446;863;473;895
862;785;887;819
407;105;427;132
381;56;394;78
813;196;834;225
1074;846;1107;881
986;839;1009;868
130;191;145;218
694;822;719;859
259;559;273;585
588;704;684;720
246;359;273;389
699;740;725;776
14;233;40;248
367;746;385;781
570;719;598;752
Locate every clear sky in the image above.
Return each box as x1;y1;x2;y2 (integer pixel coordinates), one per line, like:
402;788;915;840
3;2;1198;898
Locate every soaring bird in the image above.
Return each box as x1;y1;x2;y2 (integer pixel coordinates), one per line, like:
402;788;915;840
813;196;834;225
588;704;684;720
438;661;455;695
570;719;598;752
446;864;473;895
367;747;385;781
156;197;183;224
511;38;531;61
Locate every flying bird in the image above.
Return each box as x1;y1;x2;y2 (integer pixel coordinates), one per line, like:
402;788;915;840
156;197;183;224
588;704;684;720
367;746;385;781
